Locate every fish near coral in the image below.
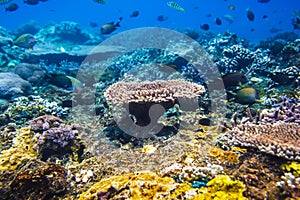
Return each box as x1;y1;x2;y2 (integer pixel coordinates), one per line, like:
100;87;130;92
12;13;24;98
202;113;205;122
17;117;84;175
234;87;261;105
100;17;122;34
222;72;248;88
215;17;222;25
13;33;37;49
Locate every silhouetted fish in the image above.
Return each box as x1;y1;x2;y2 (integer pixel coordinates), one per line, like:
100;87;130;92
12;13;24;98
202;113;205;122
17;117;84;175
215;17;222;25
100;17;122;34
222;72;248;88
258;0;270;3
200;24;210;31
24;0;39;5
157;15;168;21
130;10;139;17
93;0;108;4
246;8;255;21
223;14;235;24
228;5;235;10
5;3;18;11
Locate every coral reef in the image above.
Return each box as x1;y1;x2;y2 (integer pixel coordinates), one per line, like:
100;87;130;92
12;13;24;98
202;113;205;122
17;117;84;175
221;122;300;161
0;127;37;171
260;95;300;124
1;95;69;128
9;160;69;200
35;21;102;45
194;175;247;200
29;115;84;162
216;45;270;74
0;72;32;99
79;172;178;200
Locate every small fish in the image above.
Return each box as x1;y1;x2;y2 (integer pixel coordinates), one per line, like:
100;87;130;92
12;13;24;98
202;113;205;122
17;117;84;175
24;0;39;5
93;0;108;4
157;15;168;21
130;10;139;17
89;22;98;28
66;76;84;90
200;24;210;31
258;0;270;3
246;8;255;21
228;5;235;10
39;0;48;1
234;87;261;105
0;0;11;5
167;1;185;12
223;14;235;24
13;33;37;49
5;3;18;12
215;17;222;25
269;72;294;85
262;15;268;19
222;72;248;88
100;17;122;34
49;74;72;89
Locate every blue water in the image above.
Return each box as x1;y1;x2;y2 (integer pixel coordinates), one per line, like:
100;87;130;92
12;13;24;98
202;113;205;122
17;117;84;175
0;0;299;43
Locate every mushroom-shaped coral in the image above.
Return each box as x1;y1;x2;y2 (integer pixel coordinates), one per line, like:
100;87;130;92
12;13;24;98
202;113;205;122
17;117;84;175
104;80;205;126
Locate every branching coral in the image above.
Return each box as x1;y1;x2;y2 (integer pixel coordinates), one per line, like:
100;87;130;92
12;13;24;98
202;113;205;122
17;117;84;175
221;122;300;161
30;115;84;162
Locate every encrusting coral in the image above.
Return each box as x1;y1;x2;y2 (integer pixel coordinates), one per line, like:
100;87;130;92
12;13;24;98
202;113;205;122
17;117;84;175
0;127;37;171
78;171;178;200
194;175;247;200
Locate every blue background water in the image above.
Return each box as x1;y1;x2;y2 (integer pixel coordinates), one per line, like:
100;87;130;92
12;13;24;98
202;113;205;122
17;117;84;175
0;0;299;43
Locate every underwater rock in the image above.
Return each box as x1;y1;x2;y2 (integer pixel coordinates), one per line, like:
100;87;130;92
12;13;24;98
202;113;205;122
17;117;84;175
13;63;47;85
35;21;102;45
0;72;32;99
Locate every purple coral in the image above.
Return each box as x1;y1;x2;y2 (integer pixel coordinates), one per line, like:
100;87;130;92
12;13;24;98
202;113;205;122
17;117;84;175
261;96;300;124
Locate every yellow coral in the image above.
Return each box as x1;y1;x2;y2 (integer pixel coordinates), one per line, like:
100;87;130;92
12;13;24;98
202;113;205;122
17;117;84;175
0;127;37;171
282;161;300;177
209;147;239;164
193;175;247;200
79;171;178;200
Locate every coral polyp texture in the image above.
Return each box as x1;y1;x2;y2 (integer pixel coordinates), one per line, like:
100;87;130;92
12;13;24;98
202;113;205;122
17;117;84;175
104;80;205;106
222;122;300;161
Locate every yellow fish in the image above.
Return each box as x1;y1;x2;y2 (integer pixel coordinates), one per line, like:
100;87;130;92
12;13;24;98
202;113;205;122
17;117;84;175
93;0;108;4
167;1;185;12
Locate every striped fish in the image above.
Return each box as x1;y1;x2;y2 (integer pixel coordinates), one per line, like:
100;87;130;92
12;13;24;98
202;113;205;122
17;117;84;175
167;1;185;12
93;0;108;4
0;0;11;5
